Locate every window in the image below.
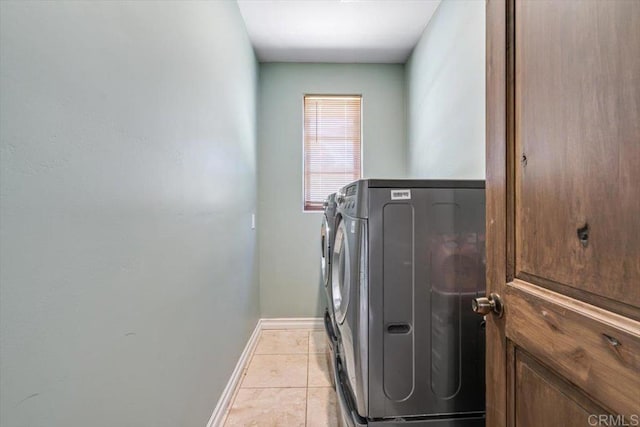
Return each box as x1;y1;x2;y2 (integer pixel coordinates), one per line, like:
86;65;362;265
303;95;362;211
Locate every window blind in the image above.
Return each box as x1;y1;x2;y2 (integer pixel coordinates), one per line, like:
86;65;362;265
303;95;362;211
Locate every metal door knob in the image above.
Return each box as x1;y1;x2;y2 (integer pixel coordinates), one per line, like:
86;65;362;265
472;293;504;318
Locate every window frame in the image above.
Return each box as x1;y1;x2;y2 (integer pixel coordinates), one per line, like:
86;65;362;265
301;93;364;213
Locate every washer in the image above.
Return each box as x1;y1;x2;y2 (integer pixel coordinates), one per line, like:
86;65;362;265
320;193;339;385
321;193;338;319
332;179;486;427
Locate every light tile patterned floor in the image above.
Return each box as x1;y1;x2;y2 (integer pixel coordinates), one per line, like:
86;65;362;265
223;329;340;426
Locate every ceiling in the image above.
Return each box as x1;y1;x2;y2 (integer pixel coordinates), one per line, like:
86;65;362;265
237;0;441;63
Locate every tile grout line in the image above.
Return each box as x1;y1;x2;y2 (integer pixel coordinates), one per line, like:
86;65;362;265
224;329;329;426
305;330;311;427
238;386;310;389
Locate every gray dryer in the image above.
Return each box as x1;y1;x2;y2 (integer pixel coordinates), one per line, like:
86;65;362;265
331;179;486;427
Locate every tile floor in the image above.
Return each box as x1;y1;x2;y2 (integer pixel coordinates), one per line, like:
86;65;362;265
223;329;340;426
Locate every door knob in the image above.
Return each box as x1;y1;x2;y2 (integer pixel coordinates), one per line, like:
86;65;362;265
472;293;504;318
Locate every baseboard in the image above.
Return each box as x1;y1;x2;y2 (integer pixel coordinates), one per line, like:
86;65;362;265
206;317;323;427
260;317;324;330
206;320;261;427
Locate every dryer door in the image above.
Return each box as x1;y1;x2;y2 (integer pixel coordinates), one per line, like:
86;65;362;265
332;219;350;325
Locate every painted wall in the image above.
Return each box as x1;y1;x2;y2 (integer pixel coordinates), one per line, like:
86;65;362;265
0;2;258;426
258;63;406;317
406;0;486;179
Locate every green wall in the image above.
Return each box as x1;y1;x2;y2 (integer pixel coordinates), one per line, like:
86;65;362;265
0;2;259;426
258;63;407;317
406;0;486;179
0;1;486;422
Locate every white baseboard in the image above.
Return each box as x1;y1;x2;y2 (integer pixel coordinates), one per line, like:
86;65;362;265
206;321;261;427
260;317;324;330
206;317;323;427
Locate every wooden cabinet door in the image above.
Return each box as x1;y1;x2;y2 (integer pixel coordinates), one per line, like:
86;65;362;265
485;1;640;426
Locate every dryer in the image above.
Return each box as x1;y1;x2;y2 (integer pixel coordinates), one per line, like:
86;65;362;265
331;179;486;427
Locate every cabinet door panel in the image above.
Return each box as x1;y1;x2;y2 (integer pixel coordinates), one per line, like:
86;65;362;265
514;349;607;427
506;280;640;417
515;0;640;308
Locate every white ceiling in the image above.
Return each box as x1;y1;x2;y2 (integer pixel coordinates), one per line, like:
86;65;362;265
237;0;442;63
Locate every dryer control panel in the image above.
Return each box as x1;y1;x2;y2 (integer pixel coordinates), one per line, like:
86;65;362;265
337;181;368;219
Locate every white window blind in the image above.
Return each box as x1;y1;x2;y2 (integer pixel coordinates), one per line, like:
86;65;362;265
303;95;362;211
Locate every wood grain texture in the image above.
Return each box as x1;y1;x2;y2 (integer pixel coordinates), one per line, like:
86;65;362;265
514;0;640;308
485;0;508;425
489;1;640;425
506;341;516;427
515;350;607;427
505;0;516;282
518;271;640;322
506;280;640;417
